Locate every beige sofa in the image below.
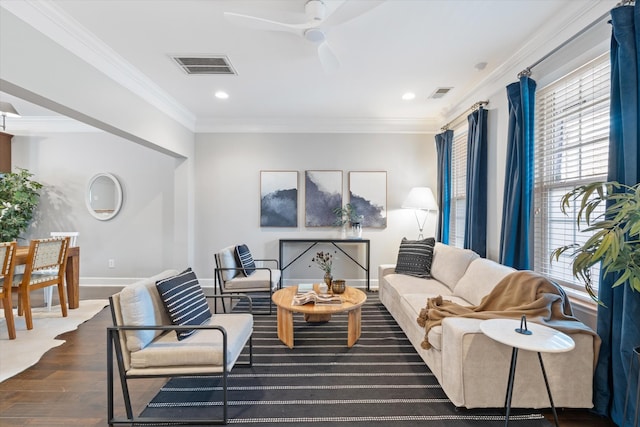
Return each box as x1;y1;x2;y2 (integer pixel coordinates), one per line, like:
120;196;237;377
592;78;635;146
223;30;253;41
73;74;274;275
379;243;597;409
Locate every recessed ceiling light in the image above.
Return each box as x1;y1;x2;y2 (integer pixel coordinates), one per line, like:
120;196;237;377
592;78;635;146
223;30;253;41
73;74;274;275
214;91;229;100
402;92;416;101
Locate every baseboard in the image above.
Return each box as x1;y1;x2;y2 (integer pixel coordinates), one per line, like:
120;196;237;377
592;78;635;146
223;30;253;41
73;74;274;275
79;277;379;290
80;277;216;288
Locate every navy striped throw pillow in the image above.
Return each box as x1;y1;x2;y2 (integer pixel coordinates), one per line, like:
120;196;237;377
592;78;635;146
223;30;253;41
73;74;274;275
156;268;212;340
395;237;435;278
235;244;256;276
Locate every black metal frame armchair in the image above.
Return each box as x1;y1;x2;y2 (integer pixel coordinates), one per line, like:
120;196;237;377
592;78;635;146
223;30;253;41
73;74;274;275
107;291;253;426
214;245;280;315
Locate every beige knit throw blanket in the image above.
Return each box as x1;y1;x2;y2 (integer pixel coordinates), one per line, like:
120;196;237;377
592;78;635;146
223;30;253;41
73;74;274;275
416;270;600;354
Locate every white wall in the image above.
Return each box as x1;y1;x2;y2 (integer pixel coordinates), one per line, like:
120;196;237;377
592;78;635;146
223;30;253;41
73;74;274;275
11;130;436;287
11;131;181;280
193;132;437;286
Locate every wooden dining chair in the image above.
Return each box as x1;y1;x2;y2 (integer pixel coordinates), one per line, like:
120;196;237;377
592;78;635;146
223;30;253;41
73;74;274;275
0;242;17;339
43;231;79;310
12;237;70;330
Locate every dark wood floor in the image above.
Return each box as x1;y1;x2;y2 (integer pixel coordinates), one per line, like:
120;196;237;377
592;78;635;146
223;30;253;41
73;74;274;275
0;290;618;426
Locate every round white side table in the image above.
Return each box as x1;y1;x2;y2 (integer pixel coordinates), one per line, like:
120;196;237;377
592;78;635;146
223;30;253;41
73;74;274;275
480;318;575;427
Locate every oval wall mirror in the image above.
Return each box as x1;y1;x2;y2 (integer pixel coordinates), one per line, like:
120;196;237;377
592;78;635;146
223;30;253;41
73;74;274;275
86;173;123;221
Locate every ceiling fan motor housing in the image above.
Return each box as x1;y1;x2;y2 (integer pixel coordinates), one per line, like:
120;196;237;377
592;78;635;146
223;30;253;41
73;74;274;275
305;0;326;22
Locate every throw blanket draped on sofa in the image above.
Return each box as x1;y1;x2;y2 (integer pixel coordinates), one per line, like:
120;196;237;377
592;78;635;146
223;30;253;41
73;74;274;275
416;270;599;350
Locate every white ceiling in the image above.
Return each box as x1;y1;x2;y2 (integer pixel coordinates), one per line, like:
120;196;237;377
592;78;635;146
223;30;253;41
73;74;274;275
0;0;614;134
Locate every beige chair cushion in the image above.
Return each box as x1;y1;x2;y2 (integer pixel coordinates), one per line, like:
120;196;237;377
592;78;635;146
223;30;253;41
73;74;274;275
129;313;253;371
223;269;281;292
119;270;179;352
430;243;479;290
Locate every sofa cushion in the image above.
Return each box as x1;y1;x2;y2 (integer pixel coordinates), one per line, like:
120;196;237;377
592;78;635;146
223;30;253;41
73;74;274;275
394;237;435;278
453;258;515;306
430;243;479;290
156;268;212;341
119;270;179;352
217;245;239;282
384;273;454;297
400;293;472;351
235;244;256;276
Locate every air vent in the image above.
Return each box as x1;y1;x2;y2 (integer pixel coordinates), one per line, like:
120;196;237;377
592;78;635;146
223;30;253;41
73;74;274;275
429;87;453;99
172;56;237;75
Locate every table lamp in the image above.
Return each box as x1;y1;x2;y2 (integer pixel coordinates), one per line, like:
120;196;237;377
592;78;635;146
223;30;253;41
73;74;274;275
402;187;438;239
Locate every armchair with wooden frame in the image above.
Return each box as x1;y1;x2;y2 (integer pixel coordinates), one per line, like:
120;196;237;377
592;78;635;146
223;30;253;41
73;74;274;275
214;245;280;315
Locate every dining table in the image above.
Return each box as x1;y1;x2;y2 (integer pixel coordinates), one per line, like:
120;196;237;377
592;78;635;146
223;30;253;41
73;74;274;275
14;246;81;309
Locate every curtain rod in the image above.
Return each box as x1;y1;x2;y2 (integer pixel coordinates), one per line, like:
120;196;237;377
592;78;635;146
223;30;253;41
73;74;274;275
440;101;488;131
517;2;632;78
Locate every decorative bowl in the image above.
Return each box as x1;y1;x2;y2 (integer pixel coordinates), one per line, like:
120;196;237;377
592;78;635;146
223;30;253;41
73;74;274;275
331;279;346;294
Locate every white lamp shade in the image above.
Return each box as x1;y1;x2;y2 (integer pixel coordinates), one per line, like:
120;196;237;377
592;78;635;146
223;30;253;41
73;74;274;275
402;187;438;211
0;102;20;118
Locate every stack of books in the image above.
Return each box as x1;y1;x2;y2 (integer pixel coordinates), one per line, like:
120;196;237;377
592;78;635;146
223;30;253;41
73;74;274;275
292;290;342;306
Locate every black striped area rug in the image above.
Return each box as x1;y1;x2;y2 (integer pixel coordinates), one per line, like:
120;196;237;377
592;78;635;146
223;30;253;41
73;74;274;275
141;293;551;426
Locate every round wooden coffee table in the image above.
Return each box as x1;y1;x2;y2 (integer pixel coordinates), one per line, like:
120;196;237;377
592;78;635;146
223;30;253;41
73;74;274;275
271;285;367;349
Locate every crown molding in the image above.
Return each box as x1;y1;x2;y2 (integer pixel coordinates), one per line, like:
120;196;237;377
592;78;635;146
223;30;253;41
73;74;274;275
3;116;101;134
6;116;440;135
195;116;440;134
1;0;196;131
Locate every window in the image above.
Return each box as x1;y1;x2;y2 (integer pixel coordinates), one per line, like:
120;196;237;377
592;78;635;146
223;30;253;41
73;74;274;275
533;53;610;298
449;125;468;248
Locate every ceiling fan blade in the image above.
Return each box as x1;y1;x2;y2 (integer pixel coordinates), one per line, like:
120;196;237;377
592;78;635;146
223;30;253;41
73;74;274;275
317;40;340;73
224;12;308;34
322;0;385;28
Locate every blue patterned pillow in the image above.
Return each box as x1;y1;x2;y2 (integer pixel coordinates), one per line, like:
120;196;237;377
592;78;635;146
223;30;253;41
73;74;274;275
156;268;212;340
395;237;435;278
235;244;256;276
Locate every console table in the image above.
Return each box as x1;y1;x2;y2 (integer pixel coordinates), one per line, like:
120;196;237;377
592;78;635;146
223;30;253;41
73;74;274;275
279;239;371;291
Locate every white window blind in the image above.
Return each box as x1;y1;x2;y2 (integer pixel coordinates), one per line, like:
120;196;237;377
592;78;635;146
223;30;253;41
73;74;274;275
449;125;468;248
533;53;610;298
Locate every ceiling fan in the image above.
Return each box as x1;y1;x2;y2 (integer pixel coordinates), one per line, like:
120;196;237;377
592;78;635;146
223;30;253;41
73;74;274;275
224;0;384;72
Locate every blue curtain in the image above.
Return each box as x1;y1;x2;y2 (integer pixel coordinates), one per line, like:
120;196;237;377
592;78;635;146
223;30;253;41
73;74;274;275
464;107;488;257
499;76;536;269
435;130;453;244
593;4;640;426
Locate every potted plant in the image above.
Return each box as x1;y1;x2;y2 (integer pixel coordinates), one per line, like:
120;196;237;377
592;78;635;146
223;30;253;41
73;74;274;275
311;250;334;291
550;181;640;302
0;168;43;242
333;203;363;238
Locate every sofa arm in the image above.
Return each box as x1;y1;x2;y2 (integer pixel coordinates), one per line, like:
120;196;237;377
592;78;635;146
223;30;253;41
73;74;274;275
439;317;595;409
378;264;396;279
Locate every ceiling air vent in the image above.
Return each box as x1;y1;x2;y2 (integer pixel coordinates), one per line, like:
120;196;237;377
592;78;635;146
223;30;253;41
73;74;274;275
172;56;237;75
429;87;453;99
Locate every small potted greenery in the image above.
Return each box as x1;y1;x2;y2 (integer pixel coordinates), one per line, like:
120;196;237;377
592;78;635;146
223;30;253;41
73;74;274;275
0;168;43;242
333;203;363;238
311;250;334;292
551;181;640;302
